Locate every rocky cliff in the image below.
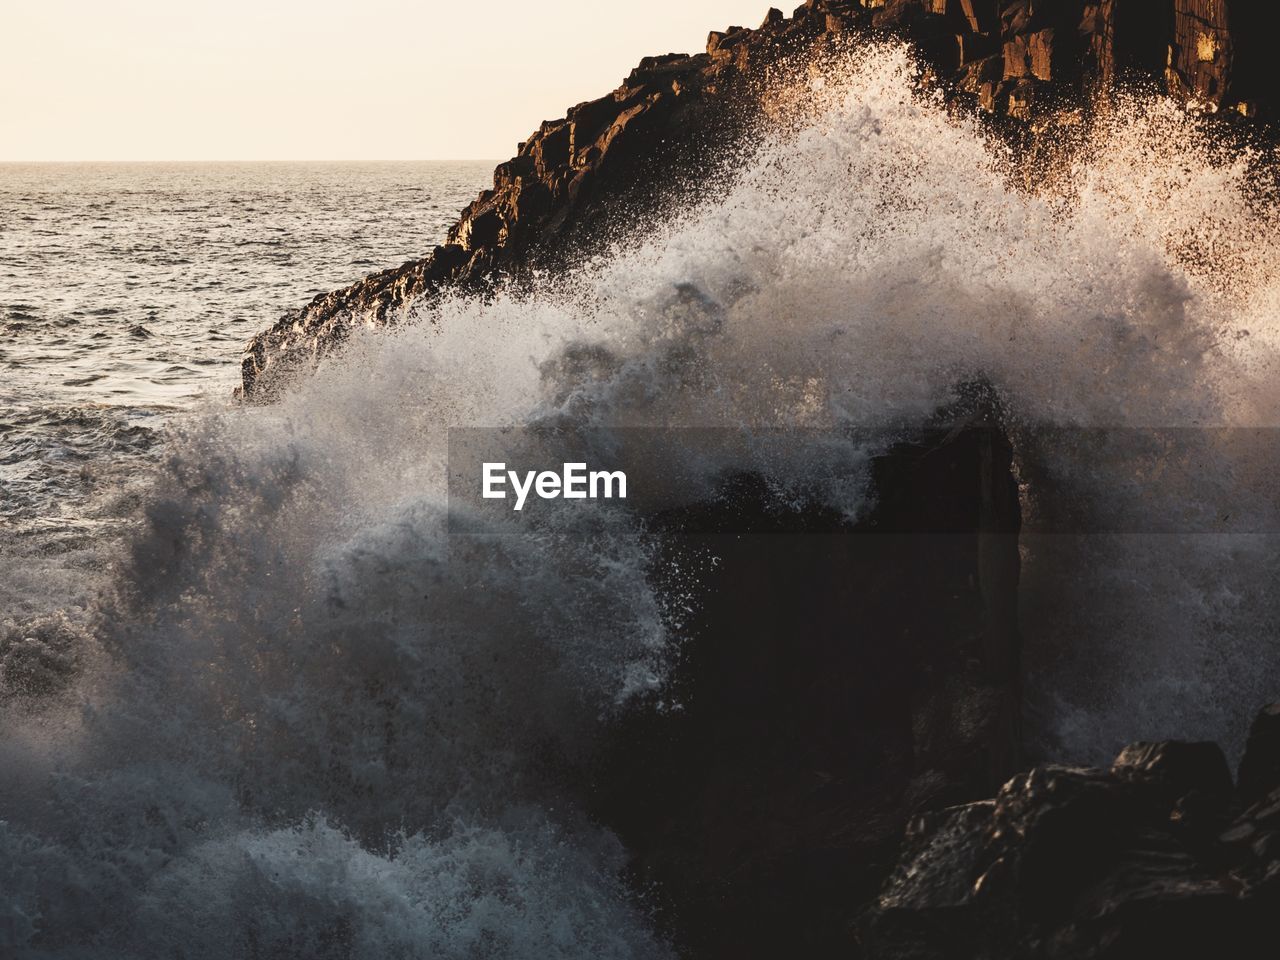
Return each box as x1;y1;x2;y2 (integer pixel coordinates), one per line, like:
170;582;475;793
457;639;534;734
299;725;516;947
239;0;1280;399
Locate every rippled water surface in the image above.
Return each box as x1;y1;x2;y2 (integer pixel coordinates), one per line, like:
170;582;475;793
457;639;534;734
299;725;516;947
0;161;491;525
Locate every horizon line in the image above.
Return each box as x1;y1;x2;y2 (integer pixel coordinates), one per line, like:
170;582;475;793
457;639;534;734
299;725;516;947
0;158;504;165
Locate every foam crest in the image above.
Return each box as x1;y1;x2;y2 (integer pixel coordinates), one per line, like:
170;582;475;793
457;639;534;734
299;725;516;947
6;40;1280;956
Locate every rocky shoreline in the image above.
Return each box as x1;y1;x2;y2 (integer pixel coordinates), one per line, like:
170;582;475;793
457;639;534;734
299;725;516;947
235;3;1280;956
239;1;1279;400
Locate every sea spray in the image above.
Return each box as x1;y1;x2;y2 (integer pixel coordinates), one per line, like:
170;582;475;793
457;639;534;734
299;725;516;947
5;40;1280;956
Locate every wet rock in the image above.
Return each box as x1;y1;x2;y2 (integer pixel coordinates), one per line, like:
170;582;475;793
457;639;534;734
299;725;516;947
958;51;1005;107
1164;1;1280;112
864;720;1280;959
1005;77;1039;120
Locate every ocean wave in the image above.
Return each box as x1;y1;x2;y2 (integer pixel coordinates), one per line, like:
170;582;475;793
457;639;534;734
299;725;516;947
5;42;1280;957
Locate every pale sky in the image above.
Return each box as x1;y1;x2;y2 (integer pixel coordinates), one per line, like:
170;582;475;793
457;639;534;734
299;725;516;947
2;1;774;161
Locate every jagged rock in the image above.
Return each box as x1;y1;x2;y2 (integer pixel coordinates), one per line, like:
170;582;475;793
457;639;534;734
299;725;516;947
239;0;1280;400
956;29;1000;66
1166;1;1280;112
1168;1;1229;105
455;207;503;251
1005;77;1039;119
958;0;1000;35
1112;740;1233;808
1088;0;1173;87
864;710;1280;958
959;51;1005;108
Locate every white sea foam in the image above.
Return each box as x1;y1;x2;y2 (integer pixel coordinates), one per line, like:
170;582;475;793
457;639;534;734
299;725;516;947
5;40;1280;957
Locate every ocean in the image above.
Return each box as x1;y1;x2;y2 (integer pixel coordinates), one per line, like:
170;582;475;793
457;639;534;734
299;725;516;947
0;161;491;527
4;45;1280;959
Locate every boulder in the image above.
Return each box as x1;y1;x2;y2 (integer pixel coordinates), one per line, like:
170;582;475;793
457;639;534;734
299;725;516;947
1112;740;1234;809
864;724;1280;958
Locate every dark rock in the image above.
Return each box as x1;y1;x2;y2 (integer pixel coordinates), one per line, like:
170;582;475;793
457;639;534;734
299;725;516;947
529;120;570;176
592;410;1022;958
627;52;696;86
958;51;1006;104
492;154;535;187
1238;703;1280;807
1168;0;1232;105
864;730;1280;959
1111;740;1234;807
455;208;503;251
958;0;1001;35
1092;0;1174;86
870;800;995;957
956;29;1000;66
706;26;749;59
1005;77;1039;120
1165;2;1280;112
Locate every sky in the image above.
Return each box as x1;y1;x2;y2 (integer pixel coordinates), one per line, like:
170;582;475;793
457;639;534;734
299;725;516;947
2;0;775;161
